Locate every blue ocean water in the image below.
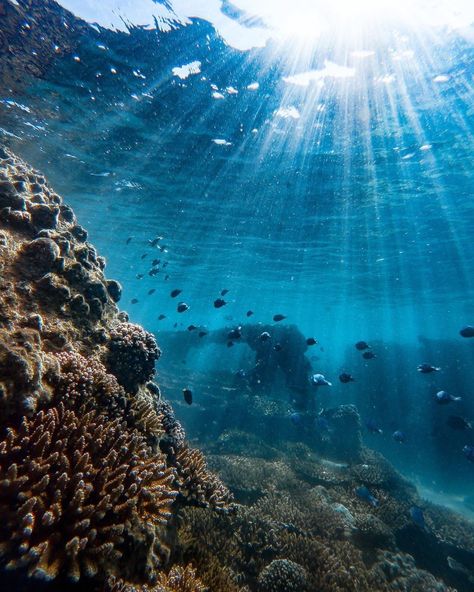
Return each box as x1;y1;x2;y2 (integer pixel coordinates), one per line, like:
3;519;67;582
1;0;474;514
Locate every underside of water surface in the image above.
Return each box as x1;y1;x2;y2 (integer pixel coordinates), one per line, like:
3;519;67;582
1;1;474;591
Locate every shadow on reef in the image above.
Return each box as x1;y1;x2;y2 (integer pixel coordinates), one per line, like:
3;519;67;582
0;147;473;592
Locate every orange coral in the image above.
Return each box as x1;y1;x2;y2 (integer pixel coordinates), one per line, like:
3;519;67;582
0;403;177;581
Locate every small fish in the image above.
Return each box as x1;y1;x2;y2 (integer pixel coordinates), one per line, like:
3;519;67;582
355;486;379;507
158;314;166;320
214;298;226;308
170;289;182;298
339;372;355;383
460;325;474;338
355;341;370;350
463;445;474;462
306;337;317;346
152;258;160;266
173;322;178;328
363;351;376;359
365;419;383;434
198;331;207;337
149;268;159;276
136;273;144;279
410;506;425;529
259;331;271;341
228;327;242;340
165;274;170;281
273;314;286;322
435;390;461;404
392;430;406;443
141;253;148;259
310;373;332;387
273;343;282;351
126;237;133;244
148;236;163;247
148;288;156;295
130;298;139;304
163;261;169;268
187;325;197;331
246;310;254;317
446;416;472;431
227;341;234;348
177;302;189;313
290;412;302;426
183;388;192;405
417;363;441;373
221;289;229;296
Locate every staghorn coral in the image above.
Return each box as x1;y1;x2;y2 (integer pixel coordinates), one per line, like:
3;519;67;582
257;559;308;592
172;446;234;512
107;322;160;393
0;403;177;581
106;565;207;592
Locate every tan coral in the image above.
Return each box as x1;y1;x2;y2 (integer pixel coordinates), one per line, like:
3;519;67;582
106;565;207;592
0;403;177;581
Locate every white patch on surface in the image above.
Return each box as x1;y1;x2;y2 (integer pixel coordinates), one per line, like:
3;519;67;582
212;138;232;145
275;106;300;119
283;61;356;87
212;91;225;100
247;82;260;90
433;74;450;83
172;60;201;79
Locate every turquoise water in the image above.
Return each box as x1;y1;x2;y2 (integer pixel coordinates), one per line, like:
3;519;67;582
2;1;474;508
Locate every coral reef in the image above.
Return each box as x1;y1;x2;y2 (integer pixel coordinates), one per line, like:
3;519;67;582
257;559;308;592
0;403;176;581
106;565;207;592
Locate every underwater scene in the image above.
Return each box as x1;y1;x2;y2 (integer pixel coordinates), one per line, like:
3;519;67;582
1;0;474;590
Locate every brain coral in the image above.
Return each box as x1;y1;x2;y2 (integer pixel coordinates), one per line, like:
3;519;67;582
0;403;177;581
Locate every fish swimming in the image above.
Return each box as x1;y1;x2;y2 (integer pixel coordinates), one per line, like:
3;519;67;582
214;298;226;308
177;302;189;313
306;337;317;346
198;331;207;337
392;430;406;443
417;363;441;373
183;388;192;405
362;351;376;359
136;273;144;279
126;236;133;244
148;236;163;247
460;325;474;338
141;253;148;259
149;268;159;276
221;289;229;296
446;416;472;430
273;343;282;351
228;327;242;340
435;390;461;404
339;372;355;383
130;298;139;304
463;445;474;462
355;341;370;350
170;289;182;298
365;419;383;434
355;486;378;507
148;288;156;295
158;314;166;320
246;310;254;317
273;314;286;322
259;331;271;341
310;374;332;387
187;325;197;331
152;258;160;266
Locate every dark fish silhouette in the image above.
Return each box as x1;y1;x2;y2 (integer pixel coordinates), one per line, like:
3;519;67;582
435;390;461;404
446;416;472;430
417;363;441;373
228;327;242;340
393;430;406;443
165;274;170;280
141;253;148;259
365;419;383;434
158;314;166;320
171;289;182;298
214;298;226;308
363;351;376;359
355;486;378;507
148;288;156;295
183;388;192;405
246;310;253;317
273;314;286;322
126;237;133;244
306;337;317;346
149;236;163;247
131;298;139;304
177;302;189;313
187;325;197;331
355;341;370;350
274;343;282;351
149;268;159;276
460;326;474;338
173;322;178;328
198;331;207;337
221;289;229;296
136;273;144;279
163;261;169;268
259;331;271;341
227;341;234;347
339;372;354;383
152;258;160;266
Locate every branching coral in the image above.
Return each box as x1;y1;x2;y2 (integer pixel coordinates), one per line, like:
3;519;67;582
107;322;160;392
0;403;177;581
106;565;207;592
257;559;308;592
172;446;234;512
